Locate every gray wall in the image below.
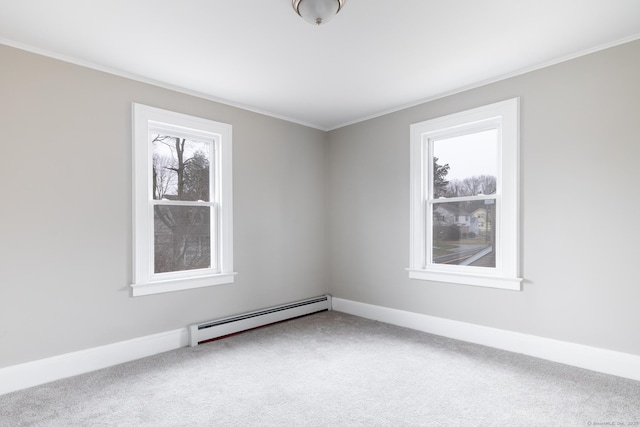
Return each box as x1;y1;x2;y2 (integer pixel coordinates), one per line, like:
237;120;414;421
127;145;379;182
2;38;640;370
327;40;640;356
0;45;328;368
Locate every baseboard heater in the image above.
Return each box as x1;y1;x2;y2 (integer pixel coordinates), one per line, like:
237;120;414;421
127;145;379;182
188;294;332;347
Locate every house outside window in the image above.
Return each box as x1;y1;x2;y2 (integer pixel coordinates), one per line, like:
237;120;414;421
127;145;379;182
408;98;521;290
132;103;234;296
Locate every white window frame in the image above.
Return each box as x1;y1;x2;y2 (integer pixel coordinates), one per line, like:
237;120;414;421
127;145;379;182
131;103;235;296
408;98;522;290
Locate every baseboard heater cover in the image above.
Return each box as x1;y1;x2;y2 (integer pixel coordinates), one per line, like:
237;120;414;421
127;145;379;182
189;294;332;346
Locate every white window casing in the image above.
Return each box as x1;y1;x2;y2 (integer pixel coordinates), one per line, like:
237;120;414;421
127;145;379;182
408;98;522;290
132;103;235;296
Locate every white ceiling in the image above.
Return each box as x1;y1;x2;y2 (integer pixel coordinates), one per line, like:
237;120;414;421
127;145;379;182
1;0;640;130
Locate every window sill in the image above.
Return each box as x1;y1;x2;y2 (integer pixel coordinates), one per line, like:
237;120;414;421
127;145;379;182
131;272;237;297
407;269;522;291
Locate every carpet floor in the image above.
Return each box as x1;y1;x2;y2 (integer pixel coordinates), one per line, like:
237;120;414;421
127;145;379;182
1;311;639;426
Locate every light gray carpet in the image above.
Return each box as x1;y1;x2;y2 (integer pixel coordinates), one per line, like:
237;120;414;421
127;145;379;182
1;311;639;426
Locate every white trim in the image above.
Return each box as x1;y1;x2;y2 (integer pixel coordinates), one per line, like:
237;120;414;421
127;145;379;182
131;272;237;296
0;328;188;396
407;269;521;290
132;103;235;296
3;299;638;395
409;98;521;289
332;297;640;382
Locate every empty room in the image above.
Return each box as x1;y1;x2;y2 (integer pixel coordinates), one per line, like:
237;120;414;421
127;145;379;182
1;0;640;425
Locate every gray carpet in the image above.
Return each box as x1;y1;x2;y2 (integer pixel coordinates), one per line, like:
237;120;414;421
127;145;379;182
1;311;639;426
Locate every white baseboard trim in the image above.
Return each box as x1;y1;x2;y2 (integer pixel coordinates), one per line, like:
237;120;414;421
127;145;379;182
332;297;640;382
3;299;638;396
0;328;189;396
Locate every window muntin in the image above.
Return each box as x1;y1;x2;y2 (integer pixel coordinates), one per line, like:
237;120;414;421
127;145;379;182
409;98;521;290
132;104;234;296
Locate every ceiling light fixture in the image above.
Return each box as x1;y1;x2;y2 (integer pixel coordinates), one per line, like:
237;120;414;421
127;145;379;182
292;0;346;26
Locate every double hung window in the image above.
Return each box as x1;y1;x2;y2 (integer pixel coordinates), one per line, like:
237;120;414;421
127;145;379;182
408;98;521;290
132;104;234;296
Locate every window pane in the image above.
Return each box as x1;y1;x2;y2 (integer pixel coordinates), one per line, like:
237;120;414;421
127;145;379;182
432;200;496;267
433;129;497;198
154;205;211;273
151;134;211;201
